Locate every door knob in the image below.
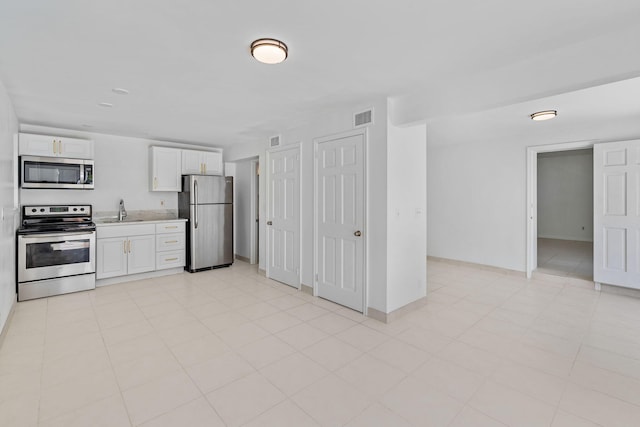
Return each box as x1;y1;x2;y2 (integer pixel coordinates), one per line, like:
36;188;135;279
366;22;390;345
354;230;362;237
267;221;273;225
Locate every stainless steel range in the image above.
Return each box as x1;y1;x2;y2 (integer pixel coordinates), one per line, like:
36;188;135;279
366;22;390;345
17;204;96;301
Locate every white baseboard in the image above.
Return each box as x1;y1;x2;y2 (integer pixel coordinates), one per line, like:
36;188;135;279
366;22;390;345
537;234;593;243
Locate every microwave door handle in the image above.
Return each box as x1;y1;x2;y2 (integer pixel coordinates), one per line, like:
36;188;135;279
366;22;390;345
194;179;198;229
79;164;85;184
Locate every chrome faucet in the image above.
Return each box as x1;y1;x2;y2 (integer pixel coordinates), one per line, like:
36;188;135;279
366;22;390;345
118;199;127;221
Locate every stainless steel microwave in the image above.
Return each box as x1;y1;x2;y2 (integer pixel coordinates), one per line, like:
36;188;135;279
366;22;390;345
20;156;94;189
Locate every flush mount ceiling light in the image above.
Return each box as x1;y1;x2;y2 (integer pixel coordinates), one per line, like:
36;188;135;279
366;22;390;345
112;88;129;95
251;38;288;64
530;110;557;121
97;102;113;108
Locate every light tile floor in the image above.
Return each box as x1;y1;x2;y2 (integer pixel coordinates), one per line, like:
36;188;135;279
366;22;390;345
537;238;593;280
2;259;640;426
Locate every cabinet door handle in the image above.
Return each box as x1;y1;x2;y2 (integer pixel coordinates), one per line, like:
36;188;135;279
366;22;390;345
153;177;158;189
204;163;207;174
123;240;127;254
165;240;178;244
165;226;178;229
53;140;57;154
128;240;132;253
165;257;178;262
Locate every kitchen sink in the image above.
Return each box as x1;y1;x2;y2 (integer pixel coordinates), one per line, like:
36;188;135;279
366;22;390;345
98;218;146;224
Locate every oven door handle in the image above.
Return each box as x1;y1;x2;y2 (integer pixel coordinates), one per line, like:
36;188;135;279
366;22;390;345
50;241;91;251
19;231;96;241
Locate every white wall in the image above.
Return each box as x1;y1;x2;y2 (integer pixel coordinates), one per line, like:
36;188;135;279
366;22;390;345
428;139;527;271
386;120;427;312
226;98;391;313
537;149;593;242
0;78;18;335
19;125;222;213
234;160;253;259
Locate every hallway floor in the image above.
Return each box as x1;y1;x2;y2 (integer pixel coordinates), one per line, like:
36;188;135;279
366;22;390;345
2;259;640;426
537;238;593;281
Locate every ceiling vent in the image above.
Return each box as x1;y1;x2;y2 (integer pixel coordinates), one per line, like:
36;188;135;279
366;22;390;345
269;135;281;147
354;109;373;128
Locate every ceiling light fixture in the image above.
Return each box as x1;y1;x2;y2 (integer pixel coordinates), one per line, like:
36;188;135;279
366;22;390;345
97;102;113;108
530;110;557;121
251;38;288;64
112;88;129;95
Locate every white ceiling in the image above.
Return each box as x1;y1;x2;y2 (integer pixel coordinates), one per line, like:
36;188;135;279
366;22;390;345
427;77;640;148
1;1;640;147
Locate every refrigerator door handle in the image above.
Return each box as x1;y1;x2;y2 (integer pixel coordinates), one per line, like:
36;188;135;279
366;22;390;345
194;179;199;229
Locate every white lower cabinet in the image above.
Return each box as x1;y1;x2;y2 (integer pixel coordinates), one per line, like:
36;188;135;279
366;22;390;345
97;221;185;280
96;237;128;278
155;222;186;270
96;229;156;279
127;235;157;274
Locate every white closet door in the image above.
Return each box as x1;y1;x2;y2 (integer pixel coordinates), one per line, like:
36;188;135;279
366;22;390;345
266;146;300;288
594;140;640;288
316;132;365;312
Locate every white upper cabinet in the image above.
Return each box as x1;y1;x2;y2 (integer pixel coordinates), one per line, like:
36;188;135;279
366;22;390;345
19;133;94;159
181;149;223;175
181;150;202;174
149;146;181;192
202;151;223;175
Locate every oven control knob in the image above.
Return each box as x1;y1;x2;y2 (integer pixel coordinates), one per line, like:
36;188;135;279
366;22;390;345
40;209;45;212
80;208;85;211
31;208;36;212
73;208;78;211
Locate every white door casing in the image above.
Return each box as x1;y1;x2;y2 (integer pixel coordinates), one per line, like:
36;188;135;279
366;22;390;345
594;140;640;288
266;145;300;288
315;130;365;312
251;159;259;265
525;140;595;279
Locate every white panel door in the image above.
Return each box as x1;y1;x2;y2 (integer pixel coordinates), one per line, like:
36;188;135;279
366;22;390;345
316;133;364;312
594;140;640;288
267;146;300;287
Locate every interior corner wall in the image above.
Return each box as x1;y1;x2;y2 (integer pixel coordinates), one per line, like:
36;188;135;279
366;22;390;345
427;139;527;272
0;78;18;336
386;120;427;313
537;149;594;242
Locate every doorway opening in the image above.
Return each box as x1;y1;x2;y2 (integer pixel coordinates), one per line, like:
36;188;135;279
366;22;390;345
536;149;593;280
526;141;595;279
230;157;259;265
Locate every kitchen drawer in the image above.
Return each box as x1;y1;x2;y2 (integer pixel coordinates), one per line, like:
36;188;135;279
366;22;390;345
156;250;185;270
156;233;185;251
155;222;185;234
97;224;155;239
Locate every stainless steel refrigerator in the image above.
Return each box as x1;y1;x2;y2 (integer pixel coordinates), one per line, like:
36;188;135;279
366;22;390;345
178;175;233;272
